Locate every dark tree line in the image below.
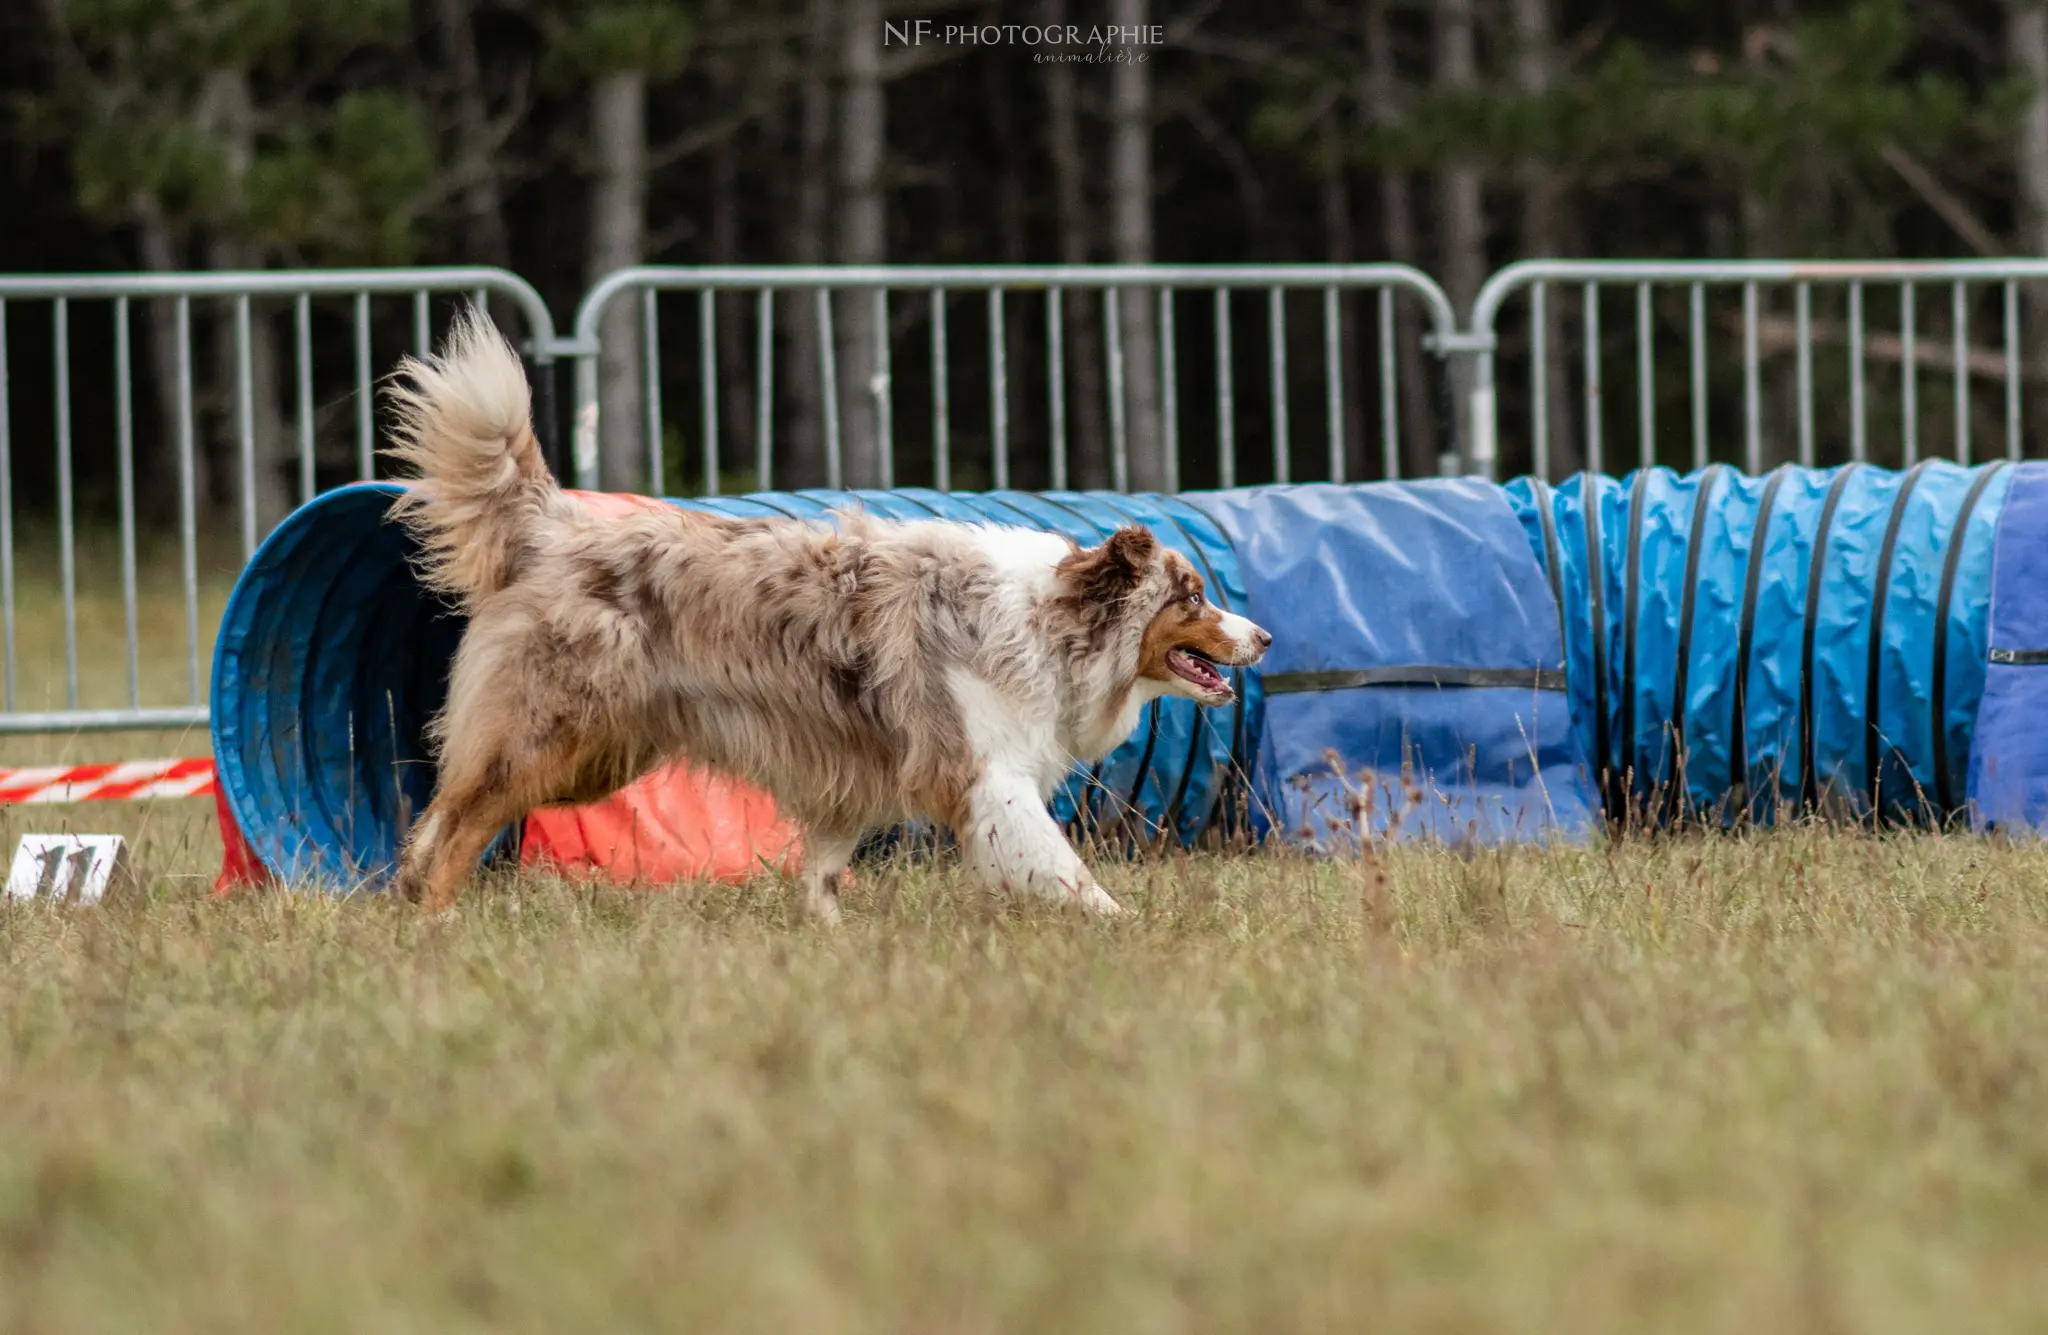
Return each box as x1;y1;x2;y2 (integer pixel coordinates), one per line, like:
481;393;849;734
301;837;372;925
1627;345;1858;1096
1;0;2041;520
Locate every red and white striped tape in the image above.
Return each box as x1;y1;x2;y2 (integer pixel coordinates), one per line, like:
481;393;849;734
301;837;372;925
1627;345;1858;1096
0;758;216;805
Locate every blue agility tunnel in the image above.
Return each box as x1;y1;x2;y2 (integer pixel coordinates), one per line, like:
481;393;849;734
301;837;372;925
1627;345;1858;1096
1504;460;2048;826
210;481;1589;886
210;465;2048;888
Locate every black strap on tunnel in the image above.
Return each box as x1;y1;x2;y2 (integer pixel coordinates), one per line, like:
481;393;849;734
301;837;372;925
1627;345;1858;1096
1616;468;1652;814
1930;461;2010;814
1799;465;1864;811
1864;461;1932;818
1580;473;1613;810
1665;465;1725;819
1730;467;1791;811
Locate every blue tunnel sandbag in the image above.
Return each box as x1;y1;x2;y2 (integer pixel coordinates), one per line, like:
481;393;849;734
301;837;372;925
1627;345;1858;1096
1504;462;2016;823
210;484;1253;888
1967;462;2048;829
1186;482;1599;848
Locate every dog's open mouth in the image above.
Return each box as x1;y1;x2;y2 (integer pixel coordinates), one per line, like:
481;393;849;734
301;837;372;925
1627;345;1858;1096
1166;647;1232;698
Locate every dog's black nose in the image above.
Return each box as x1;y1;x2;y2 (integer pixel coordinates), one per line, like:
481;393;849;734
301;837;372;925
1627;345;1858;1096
1253;627;1273;652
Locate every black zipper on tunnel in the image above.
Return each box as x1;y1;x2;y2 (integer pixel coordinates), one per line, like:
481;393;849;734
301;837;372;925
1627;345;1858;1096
1931;461;2009;815
1730;467;1791;817
1617;468;1652;816
1581;473;1613;814
1865;462;1931;819
1666;465;1725;821
1800;465;1863;811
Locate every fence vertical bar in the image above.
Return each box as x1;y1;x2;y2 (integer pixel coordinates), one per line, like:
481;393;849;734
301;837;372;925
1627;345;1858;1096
1689;283;1707;470
933;289;952;490
874;289;893;487
294;293;315;504
1268;286;1289;483
1849;282;1867;462
2006;280;2022;461
1215;289;1235;488
115;296;140;707
644;289;666;493
0;301;12;710
1530;283;1550;480
54;299;77;708
1637;282;1655;470
816;288;841;489
1796;284;1815;467
1953;281;1970;465
235;295;257;557
1902;283;1918;466
1743;282;1761;474
1161;288;1181;491
755;289;774;490
1583;283;1603;475
1105;287;1127;491
354;291;374;479
413;289;430;354
1377;289;1399;480
1322;286;1341;483
990;287;1010;489
1044;289;1063;491
177;297;199;703
700;288;716;497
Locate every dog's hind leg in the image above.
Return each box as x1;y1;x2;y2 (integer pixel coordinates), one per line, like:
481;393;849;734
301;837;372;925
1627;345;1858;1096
961;769;1125;916
796;829;861;925
393;777;528;912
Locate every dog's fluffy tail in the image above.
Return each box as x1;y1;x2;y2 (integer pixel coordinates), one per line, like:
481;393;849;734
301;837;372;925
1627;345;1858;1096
384;305;561;602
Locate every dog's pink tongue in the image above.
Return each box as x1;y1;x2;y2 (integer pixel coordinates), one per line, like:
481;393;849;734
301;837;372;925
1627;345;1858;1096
1167;648;1225;691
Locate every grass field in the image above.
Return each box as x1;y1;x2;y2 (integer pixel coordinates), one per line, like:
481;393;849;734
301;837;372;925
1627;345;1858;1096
1;819;2045;1333
6;540;2048;1331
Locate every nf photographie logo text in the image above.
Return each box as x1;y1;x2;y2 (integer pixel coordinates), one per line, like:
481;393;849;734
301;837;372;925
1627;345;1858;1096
884;22;1166;56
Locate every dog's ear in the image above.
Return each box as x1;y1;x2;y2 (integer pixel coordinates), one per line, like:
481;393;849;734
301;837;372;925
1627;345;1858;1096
1057;524;1157;599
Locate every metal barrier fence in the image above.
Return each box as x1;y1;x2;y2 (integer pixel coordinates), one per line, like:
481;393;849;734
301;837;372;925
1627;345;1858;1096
568;265;1459;496
11;256;2048;739
0;269;555;735
1468;259;2048;482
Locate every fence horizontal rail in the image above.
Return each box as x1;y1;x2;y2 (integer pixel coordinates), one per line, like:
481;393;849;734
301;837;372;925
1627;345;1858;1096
569;263;1458;500
1469;258;2048;481
0;268;556;739
5;256;2045;740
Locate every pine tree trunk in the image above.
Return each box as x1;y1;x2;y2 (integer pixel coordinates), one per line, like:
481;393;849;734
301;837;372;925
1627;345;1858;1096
200;69;291;537
787;0;835;488
1364;0;1439;479
836;0;885;488
1318;105;1366;481
2010;0;2048;448
587;70;647;492
1043;0;1109;489
1109;0;1164;491
707;0;749;491
1435;0;1485;475
1512;0;1579;477
434;0;513;270
133;207;214;521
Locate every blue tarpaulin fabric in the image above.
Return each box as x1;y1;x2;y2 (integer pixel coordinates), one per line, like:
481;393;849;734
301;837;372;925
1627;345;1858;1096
1186;481;1599;848
1967;462;2048;829
1506;462;2014;823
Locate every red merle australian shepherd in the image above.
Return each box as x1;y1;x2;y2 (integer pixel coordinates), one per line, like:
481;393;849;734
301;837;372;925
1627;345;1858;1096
384;309;1270;920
